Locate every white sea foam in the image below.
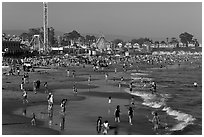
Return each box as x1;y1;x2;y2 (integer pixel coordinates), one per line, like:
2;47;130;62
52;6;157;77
162;107;196;131
142;101;164;108
124;88;166;109
131;73;149;76
131;76;142;80
125;88;195;132
131;76;153;82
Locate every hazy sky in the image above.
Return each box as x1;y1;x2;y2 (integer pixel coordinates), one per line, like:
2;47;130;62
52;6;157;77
2;2;202;41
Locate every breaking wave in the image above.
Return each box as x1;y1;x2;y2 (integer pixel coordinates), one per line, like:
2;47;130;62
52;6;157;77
125;72;196;132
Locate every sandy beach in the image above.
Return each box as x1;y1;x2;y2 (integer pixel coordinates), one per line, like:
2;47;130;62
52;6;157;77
2;63;155;135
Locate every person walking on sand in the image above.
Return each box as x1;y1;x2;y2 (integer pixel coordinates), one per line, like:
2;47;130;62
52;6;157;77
120;77;124;83
73;84;78;96
26;73;29;83
108;96;112;104
16;66;20;75
129;96;135;107
88;75;91;85
128;107;134;125
66;69;70;77
20;82;24;92
60;99;68;114
105;73;108;82
96;116;103;134
60;115;65;130
47;92;54;105
114;105;121;123
48;103;53;117
118;81;121;88
22;90;28;104
36;80;41;91
114;68;117;73
72;70;75;78
33;81;37;94
102;120;110;135
23;73;26;84
44;82;48;93
31;113;36;126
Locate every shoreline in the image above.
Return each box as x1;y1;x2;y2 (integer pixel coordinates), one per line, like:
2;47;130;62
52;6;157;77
2;90;60;135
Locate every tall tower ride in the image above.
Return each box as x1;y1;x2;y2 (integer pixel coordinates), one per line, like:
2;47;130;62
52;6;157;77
43;2;48;53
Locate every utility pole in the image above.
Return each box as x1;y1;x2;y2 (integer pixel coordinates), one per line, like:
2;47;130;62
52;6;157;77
43;2;48;53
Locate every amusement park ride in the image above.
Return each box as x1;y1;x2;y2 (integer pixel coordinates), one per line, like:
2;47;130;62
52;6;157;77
29;2;49;54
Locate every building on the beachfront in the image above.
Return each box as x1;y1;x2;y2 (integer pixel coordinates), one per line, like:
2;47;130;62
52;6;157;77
2;41;29;56
3;41;22;53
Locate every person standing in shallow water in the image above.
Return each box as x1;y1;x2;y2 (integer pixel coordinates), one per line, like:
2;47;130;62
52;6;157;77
152;112;160;131
151;81;157;94
114;105;121;123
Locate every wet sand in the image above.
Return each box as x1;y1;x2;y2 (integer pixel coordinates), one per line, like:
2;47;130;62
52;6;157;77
2;65;157;135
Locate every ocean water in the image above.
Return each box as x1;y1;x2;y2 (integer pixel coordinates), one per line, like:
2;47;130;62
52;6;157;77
126;60;202;134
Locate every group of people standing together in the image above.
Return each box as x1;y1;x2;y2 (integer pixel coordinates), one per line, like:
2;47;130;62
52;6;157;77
96;96;135;135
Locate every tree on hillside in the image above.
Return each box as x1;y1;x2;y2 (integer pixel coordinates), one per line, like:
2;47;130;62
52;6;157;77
113;39;124;46
85;35;96;44
160;41;166;45
130;39;138;45
179;32;194;47
20;33;30;41
170;37;179;47
62;30;81;45
68;30;81;41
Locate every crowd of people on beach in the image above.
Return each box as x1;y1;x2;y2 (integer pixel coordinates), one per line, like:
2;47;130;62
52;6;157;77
2;50;201;134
